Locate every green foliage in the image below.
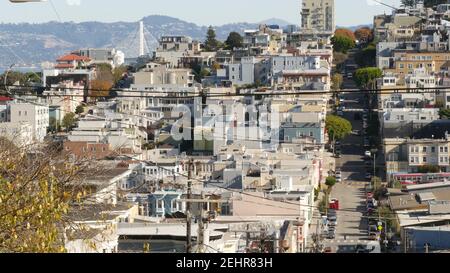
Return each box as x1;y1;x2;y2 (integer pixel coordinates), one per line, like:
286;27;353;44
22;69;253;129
333;52;348;71
112;65;128;85
331;35;355;54
318;195;327;214
418;165;441;174
62;113;78;131
0;71;42;86
331;74;343;91
423;0;446;8
401;0;419;7
225;32;243;50
354;67;382;89
204;26;220;51
440;108;450;119
314;188;319;202
326;115;353;140
355;44;376;67
325;177;337;188
75;105;84;115
192;64;211;83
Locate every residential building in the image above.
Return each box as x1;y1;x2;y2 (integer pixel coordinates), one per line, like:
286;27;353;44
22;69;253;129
301;0;335;33
9;102;49;142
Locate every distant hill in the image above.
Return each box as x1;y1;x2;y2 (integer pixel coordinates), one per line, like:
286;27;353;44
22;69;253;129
336;24;373;32
0;15;265;68
0;15;370;69
258;18;295;27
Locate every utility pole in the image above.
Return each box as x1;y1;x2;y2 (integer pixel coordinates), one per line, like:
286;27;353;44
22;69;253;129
197;191;205;253
186;159;193;253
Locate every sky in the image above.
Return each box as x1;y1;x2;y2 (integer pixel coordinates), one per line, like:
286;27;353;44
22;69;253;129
0;0;401;26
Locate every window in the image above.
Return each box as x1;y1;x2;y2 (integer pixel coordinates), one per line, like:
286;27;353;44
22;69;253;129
423;157;427;163
441;146;444;153
411;157;415;163
157;200;164;210
432;147;436;153
446;147;449;153
423;147;427;153
171;199;180;212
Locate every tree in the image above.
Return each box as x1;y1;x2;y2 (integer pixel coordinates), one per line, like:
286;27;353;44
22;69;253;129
354;67;382;89
204;26;220;51
423;0;447;7
440;108;450;119
354;27;373;44
331;74;344;91
331;35;355;54
326;115;353;141
90;80;113;97
355;44;376;67
0;138;77;252
62;113;77;132
333;52;348;71
418;165;441;174
225;32;243;50
75;105;84;115
112;65;128;85
335;28;356;41
90;64;114;97
325;176;337;189
331;74;343;105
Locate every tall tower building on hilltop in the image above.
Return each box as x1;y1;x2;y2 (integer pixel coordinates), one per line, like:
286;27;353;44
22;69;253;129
301;0;335;33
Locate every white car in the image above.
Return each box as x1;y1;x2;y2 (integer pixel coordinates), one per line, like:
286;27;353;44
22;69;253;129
365;151;372;158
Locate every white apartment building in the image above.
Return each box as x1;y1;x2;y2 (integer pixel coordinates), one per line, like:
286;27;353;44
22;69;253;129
226;57;257;86
383;108;439;124
301;0;335;33
9;103;49;142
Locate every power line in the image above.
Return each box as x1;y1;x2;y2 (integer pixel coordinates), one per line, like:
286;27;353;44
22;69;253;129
2;83;450;99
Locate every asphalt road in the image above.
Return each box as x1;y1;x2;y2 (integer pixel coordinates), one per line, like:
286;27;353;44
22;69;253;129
322;78;378;253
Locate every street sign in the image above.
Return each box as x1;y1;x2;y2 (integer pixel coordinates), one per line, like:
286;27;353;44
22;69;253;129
378;225;383;231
